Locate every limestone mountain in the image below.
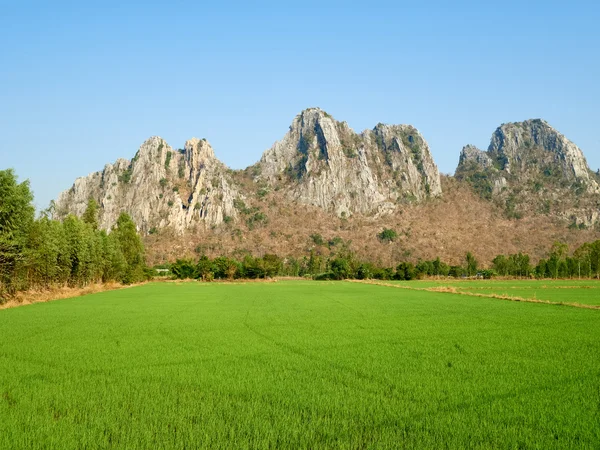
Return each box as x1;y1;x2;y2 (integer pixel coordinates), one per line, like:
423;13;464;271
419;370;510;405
255;108;441;217
456;119;600;226
54;136;240;233
55;108;442;233
54;112;600;265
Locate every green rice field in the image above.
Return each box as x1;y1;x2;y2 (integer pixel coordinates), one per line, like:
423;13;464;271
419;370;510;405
383;279;600;306
1;281;599;449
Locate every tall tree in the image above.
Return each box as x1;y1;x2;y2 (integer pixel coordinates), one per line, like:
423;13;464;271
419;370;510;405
113;212;145;283
82;198;99;231
0;169;35;294
465;252;478;277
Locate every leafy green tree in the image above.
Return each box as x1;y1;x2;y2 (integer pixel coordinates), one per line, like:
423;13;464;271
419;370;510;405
100;231;126;282
492;255;509;276
590;241;600;279
25;217;68;287
465;252;478;277
547;242;568;279
62;215;89;285
356;262;375;280
196;255;214;280
535;259;548;279
171;259;197;279
329;257;351;280
0;169;35;295
396;262;416;280
112;213;146;283
307;251;323;275
262;254;282;278
82;198;100;230
573;243;593;278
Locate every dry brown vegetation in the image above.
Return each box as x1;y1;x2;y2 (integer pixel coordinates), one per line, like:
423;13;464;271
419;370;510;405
0;282;136;310
144;176;600;267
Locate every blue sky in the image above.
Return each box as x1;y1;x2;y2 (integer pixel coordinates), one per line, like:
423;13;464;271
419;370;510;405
2;0;599;210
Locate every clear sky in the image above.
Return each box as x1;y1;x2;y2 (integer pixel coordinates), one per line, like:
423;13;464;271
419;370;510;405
2;0;599;210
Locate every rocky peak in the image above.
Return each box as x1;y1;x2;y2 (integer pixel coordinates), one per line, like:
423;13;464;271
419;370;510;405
54;136;240;233
458;145;493;170
491;120;598;185
456;119;600;225
257;109;442;217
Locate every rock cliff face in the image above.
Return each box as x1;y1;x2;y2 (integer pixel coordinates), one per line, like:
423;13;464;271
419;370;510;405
58;111;600;235
456;119;600;225
54;137;240;233
256;108;441;217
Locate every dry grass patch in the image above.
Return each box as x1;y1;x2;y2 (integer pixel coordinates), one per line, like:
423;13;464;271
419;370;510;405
0;282;138;310
355;279;600;310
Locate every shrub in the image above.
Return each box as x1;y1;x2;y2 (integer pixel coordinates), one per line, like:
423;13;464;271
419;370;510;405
119;168;132;184
164;151;172;169
377;228;397;243
170;259;197;279
310;233;324;246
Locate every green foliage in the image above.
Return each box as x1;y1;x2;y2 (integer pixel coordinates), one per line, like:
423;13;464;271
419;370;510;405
342;146;357;158
328;236;343;248
395;262;416;280
505;194;523;219
118;167;133;184
329;257;351;280
246;212;267;230
492;153;508;171
356;262;375;280
479;269;495;279
0;169;35;295
82;198;99;231
310;233;324;246
493;254;532;278
372;130;384;149
112;213;146;284
170;259;197;279
233;199;249;213
11;210;146;292
164;150;172;169
465;252;478;277
377;228;398;243
159;178;168;188
285;153;309;181
223;215;233;224
458;162;494;200
298;130;314;154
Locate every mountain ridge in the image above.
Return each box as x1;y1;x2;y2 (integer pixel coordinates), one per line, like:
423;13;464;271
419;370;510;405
54;109;600;264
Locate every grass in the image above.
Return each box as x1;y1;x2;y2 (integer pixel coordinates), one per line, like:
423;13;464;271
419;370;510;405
381;279;600;306
1;281;599;449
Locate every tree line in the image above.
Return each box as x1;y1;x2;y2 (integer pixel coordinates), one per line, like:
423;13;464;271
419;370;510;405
3;168;600;300
0;169;147;301
169;242;600;282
